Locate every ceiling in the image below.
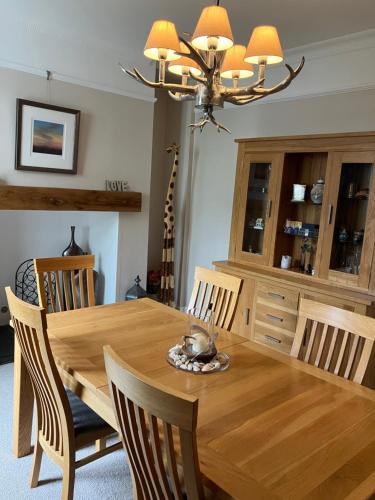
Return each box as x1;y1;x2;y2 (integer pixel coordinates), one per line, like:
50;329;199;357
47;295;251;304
1;1;375;99
3;0;375;55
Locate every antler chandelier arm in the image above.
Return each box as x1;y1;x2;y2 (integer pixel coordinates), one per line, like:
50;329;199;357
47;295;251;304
225;94;265;105
177;37;212;78
125;67;197;95
249;57;305;96
221;77;265;97
189;105;231;133
168;91;196;102
222;58;305;99
189;71;206;85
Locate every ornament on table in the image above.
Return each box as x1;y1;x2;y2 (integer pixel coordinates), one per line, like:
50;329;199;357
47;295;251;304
167;305;229;374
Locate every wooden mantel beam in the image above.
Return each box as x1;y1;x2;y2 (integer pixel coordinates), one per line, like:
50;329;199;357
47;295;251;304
0;185;142;212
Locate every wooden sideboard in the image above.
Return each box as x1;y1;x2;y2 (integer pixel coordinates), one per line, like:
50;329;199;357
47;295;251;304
215;132;375;388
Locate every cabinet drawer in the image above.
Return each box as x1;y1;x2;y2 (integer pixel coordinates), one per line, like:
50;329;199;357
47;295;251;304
256;282;299;311
301;292;357;312
255;302;297;332
253;322;293;354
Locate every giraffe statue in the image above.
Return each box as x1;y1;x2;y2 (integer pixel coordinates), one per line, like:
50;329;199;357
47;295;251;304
161;143;179;306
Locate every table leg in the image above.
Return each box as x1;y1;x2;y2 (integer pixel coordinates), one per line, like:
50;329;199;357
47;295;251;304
12;335;34;457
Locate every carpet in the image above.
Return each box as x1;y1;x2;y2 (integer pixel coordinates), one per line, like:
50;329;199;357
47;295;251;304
0;363;133;499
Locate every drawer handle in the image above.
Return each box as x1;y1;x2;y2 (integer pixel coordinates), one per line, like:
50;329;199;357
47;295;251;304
266;314;283;322
267;199;273;218
328;204;333;225
268;292;285;300
265;335;282;344
245;308;250;325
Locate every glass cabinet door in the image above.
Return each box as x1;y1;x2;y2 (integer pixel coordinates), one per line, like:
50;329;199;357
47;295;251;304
235;153;282;265
324;152;375;287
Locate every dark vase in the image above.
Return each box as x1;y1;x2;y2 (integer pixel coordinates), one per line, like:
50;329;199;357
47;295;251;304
62;226;84;256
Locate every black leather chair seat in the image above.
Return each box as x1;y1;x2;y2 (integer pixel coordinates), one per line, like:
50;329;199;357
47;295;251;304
66;389;112;437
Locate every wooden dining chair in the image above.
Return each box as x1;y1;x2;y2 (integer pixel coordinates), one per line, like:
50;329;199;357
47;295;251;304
104;345;205;500
34;255;95;312
188;266;242;330
291;298;375;384
5;287;121;500
34;254;110;452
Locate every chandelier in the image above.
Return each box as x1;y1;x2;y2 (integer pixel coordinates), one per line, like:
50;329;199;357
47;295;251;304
121;1;304;133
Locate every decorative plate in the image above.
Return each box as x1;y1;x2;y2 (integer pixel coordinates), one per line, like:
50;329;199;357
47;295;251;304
166;345;229;375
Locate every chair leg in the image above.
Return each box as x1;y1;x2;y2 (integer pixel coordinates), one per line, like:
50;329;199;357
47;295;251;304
30;440;43;488
95;437;106;451
61;462;75;500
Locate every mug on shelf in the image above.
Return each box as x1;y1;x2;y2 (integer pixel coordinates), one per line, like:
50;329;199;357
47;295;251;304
281;255;292;269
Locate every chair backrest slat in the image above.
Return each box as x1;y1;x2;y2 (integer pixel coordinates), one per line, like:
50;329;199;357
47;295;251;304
104;346;204;500
334;330;349;375
164;421;183;500
54;271;64;312
62;271;71;311
46;272;56;312
34;255;95;313
79;269;85;307
5;287;74;459
187;267;242;331
114;387;149;499
304;320;318;362
292;298;375;384
354;339;374;384
344;334;360;379
324;326;338;371
315;323;329;367
148;413;173;500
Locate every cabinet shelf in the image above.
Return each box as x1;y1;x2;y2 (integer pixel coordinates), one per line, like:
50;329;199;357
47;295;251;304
283;231;319;240
290;199;322;206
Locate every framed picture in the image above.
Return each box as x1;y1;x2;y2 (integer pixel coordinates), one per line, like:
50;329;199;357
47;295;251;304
15;99;80;174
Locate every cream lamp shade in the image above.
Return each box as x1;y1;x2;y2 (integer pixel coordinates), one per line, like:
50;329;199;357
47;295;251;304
221;44;254;79
244;25;283;65
192;6;233;51
168;43;201;77
144;20;181;61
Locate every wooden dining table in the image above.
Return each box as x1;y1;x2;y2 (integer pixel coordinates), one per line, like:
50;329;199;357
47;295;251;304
13;298;375;499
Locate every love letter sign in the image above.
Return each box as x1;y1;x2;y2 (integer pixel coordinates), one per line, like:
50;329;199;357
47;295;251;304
105;180;129;192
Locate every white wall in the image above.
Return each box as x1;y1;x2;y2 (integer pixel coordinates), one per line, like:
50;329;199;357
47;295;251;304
0;211;118;305
0;66;154;323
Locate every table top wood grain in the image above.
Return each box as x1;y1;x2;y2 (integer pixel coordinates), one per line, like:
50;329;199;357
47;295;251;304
47;298;375;500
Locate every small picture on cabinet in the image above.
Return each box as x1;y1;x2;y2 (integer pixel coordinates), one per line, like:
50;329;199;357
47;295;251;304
16;99;80;174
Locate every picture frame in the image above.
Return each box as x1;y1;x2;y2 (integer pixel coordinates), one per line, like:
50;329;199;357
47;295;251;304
15;99;80;174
